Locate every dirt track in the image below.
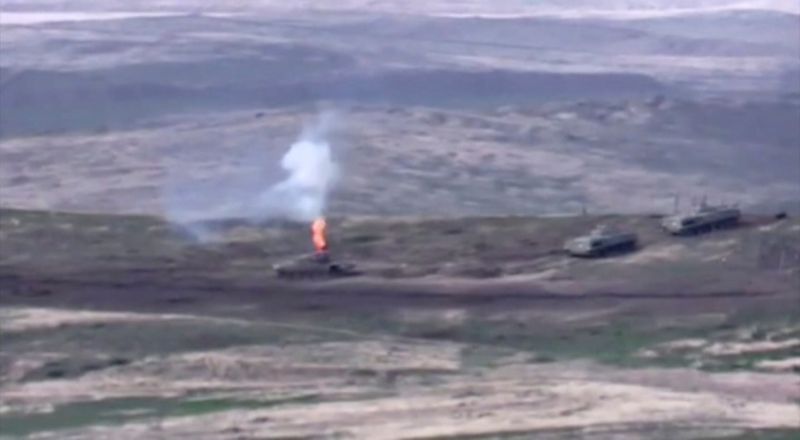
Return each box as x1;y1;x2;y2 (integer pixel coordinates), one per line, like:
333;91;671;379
1;209;799;438
1;277;798;439
2;5;799;437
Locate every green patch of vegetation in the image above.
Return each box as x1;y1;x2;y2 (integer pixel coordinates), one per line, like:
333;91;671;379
394;315;701;368
459;345;520;369
21;356;131;381
3;318;356;369
419;426;800;440
349;303;800;372
171;394;318;416
317;305;708;369
342;233;383;244
702;429;800;440
698;345;800;373
0;394;318;437
687;314;800;373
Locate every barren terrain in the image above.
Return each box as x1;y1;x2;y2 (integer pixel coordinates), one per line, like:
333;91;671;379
2;99;799;219
1;9;798;217
1;2;799;439
1;208;799;438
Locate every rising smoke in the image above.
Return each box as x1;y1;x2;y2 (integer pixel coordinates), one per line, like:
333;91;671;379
165;112;340;240
255;113;339;222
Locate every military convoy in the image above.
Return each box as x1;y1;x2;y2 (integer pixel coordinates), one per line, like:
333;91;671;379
273;206;750;277
563;205;743;259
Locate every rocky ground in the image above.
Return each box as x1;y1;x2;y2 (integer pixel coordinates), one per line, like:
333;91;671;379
1;7;797;218
1;208;798;439
1;3;799;438
1;99;798;220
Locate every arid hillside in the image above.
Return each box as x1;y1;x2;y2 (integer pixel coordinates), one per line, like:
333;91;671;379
1;4;798;438
1;208;799;438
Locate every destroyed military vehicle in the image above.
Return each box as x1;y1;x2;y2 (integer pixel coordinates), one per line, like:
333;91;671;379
564;230;638;258
273;252;360;279
661;206;740;235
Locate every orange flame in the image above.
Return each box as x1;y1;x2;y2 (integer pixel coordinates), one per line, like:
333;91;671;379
311;217;328;254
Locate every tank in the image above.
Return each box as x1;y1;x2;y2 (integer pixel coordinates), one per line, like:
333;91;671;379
661;206;740;235
273;253;360;279
564;230;638;258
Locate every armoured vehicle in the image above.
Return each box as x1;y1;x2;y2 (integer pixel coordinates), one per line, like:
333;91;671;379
564;231;638;258
273;253;360;279
661;206;740;235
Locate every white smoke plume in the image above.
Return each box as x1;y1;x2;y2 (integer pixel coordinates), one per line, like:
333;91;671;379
255;114;339;222
164;113;340;239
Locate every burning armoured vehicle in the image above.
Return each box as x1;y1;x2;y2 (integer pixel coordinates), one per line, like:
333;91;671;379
661;206;741;235
273;218;361;279
273;253;360;279
564;229;638;258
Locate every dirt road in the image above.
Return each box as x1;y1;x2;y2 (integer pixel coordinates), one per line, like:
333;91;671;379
1;209;798;439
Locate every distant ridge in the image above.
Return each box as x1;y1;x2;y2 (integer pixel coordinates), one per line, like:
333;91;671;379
1;0;798;17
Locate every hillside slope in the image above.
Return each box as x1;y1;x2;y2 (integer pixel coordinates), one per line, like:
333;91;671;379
1;208;799;438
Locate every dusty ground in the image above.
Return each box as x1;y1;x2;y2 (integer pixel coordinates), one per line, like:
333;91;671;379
1;4;799;439
1;7;797;224
1;6;798;217
1;100;798;219
1;208;798;439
